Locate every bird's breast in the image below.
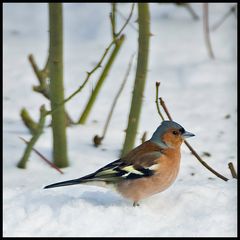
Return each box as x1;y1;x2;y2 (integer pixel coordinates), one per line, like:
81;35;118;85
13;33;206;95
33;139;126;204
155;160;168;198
117;149;181;202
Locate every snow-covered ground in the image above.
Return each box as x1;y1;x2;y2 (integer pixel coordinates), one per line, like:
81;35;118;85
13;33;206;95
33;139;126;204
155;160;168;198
3;3;237;237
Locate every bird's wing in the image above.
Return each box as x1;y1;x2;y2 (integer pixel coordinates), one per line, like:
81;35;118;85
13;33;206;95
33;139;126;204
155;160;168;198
88;151;162;183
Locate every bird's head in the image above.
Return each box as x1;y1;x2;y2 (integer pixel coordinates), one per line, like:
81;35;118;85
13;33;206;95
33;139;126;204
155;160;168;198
150;120;195;148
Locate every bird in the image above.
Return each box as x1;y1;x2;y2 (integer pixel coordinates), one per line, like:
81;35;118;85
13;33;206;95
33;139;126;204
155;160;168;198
44;120;195;207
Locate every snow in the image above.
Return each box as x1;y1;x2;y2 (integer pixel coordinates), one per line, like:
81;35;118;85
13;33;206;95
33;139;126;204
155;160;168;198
3;3;237;237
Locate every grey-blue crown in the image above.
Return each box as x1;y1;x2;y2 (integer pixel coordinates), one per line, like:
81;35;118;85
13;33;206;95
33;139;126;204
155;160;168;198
150;120;185;146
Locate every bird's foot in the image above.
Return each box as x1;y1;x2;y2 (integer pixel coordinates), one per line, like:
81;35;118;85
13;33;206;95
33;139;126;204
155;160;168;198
133;201;140;207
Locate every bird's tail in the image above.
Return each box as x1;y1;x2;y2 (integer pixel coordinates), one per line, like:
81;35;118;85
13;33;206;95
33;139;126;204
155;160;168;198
44;173;95;189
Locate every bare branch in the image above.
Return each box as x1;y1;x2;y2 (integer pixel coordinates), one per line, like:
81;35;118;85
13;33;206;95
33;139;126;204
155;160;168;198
93;54;135;147
203;3;215;59
116;3;135;37
211;4;237;31
102;53;134;138
116;8;138;32
110;3;117;39
155;82;165;120
228;162;237;179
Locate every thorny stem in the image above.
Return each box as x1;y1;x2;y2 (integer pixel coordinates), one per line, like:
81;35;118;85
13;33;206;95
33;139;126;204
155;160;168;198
121;3;150;156
159;96;229;182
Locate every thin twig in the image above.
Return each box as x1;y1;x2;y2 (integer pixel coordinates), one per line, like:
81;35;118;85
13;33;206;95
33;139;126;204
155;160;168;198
116;8;138;32
110;3;117;39
175;3;199;20
159;97;172;121
116;3;135;36
184;140;228;181
184;3;199;20
155;82;165;120
93;54;135;147
159;96;229;182
203;3;215;59
211;4;237;31
19;137;64;174
78;35;125;124
66;42;115;103
102;53;135;138
228;162;237;179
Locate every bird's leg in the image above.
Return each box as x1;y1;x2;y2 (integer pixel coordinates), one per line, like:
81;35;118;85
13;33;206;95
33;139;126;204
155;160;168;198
133;201;140;207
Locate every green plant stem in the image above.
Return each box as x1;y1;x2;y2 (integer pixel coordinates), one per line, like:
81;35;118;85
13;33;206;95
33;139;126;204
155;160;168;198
110;3;117;38
49;3;68;168
20;108;38;135
78;35;125;124
29;52;73;126
29;54;49;99
121;3;150;157
17;105;46;169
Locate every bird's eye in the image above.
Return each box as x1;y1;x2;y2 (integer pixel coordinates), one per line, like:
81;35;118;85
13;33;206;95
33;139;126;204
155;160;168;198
172;131;178;135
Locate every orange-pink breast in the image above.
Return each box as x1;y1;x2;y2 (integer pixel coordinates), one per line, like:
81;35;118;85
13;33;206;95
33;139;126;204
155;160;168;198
117;147;181;202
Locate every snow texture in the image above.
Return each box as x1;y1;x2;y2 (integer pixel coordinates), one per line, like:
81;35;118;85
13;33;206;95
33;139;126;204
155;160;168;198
3;3;237;237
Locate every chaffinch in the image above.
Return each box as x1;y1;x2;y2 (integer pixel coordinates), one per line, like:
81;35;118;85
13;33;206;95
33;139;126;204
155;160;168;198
44;120;195;207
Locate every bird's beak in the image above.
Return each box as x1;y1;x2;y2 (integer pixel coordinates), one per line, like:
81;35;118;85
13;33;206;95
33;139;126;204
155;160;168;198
182;131;195;139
